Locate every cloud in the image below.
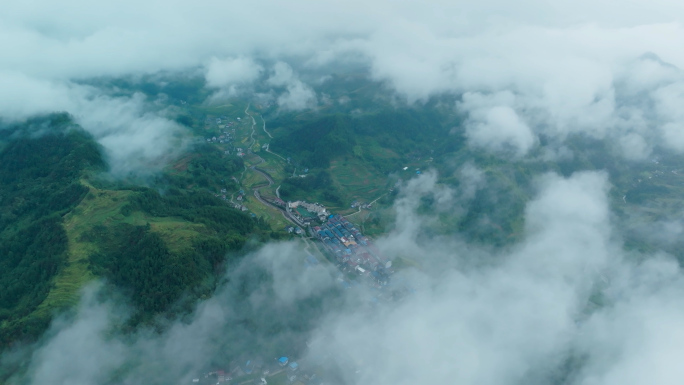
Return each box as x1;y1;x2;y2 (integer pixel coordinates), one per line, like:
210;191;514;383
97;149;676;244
3;0;684;163
7;241;338;385
303;170;684;385
267;62;317;111
0;71;75;119
7;170;684;385
204;56;262;100
617;132;651;160
23;286;129;385
356;20;684;158
303;171;608;384
75;93;190;177
205;57;262;88
459;91;537;156
0;73;187;177
6;2;684;384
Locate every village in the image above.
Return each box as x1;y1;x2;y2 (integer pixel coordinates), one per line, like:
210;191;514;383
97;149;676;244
200;107;394;283
191;354;324;385
313;215;392;286
184;210;392;385
183;107;403;385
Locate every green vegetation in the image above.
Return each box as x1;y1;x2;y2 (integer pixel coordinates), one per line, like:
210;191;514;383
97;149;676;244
79;180;272;324
0;113;275;349
270;114;356;168
270;108;452;172
279;170;342;206
0;114;104;345
7;73;684;383
267;108;446;209
82;73;210;105
162;144;244;191
328;158;387;199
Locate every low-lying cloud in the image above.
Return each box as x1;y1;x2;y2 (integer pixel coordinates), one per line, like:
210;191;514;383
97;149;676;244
6;170;684;384
4;2;684;383
5;242;339;385
266;62;317;111
3;0;684;165
305;171;684;385
0;73;188;177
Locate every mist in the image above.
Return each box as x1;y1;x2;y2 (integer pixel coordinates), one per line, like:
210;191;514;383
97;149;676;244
4;1;684;384
3;169;683;384
2;0;684;170
4;242;341;385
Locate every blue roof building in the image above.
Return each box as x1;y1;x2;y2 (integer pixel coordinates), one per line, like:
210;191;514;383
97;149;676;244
278;357;289;366
289;362;299;371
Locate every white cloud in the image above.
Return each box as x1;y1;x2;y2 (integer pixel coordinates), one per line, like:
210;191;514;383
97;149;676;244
305;171;611;385
460;92;537;156
13;241;338;385
618;132;651;160
6;3;684;383
0;73;187;177
74;93;189;177
267;62;317;111
205;56;262;89
304;170;684;385
9;169;684;385
1;0;684;160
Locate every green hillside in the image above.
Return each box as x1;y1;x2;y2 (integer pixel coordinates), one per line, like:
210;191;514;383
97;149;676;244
0;114;104;345
0;114;271;348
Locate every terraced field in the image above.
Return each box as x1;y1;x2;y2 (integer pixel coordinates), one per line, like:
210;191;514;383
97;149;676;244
36;182;211;314
328;158;387;202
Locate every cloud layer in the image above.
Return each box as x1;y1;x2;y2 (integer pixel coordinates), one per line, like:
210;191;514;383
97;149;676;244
4;2;684;384
9;242;339;385
3;0;684;164
306;171;684;385
8;170;684;385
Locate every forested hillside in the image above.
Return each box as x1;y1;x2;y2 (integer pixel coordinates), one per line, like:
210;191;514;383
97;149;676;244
270;108;453;169
0;114;271;348
0;114;105;344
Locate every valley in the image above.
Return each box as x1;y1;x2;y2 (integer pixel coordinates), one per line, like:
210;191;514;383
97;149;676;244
4;73;684;385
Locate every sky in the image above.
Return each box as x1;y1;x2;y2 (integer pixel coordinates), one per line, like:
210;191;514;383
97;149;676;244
3;1;684;384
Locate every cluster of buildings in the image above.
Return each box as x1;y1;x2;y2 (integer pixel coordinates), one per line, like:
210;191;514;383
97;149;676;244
206;133;232;144
208;116;237;129
215;188;249;212
286;226;304;235
287;201;328;222
205;116;239;149
269;196;286;208
192;355;320;385
314;215;391;285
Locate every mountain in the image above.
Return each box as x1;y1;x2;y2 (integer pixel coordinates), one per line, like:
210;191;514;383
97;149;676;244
0;114;272;349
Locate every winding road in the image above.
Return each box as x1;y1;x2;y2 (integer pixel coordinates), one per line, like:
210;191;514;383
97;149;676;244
251;166;303;227
237;104;305;228
260;114;273;139
344;193;387;218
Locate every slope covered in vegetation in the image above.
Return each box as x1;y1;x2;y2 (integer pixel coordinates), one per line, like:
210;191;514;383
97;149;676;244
0;114;270;347
0;114;104;345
